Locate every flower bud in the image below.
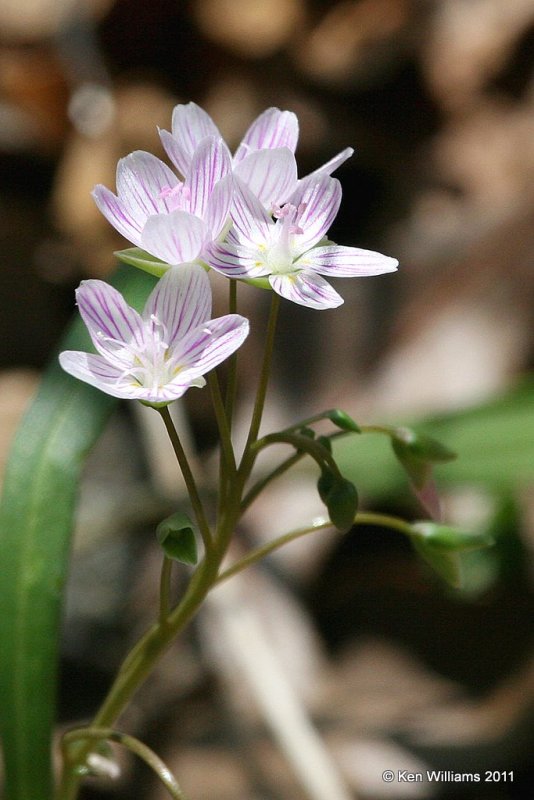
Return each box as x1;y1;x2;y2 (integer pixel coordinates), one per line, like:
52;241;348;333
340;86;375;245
156;511;198;565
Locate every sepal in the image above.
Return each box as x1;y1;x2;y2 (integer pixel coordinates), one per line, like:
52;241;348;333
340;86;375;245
409;521;494;588
156;511;198;565
114;247;170;277
391;427;456;489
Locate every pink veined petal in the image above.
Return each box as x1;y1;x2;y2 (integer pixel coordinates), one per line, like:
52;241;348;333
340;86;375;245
233;148;298;208
302;147;354;182
115;151;181;225
297;245;399;277
290;174;342;254
233;108;299;163
92;185;144;246
161;102;222;176
75;280;146;365
269;271;343;310
169;315;249;380
185;136;232;219
159;129;189;178
143;264;212;344
141;211;207;265
59;351;143;400
229;177;272;248
206;242;271;279
203;174;233;242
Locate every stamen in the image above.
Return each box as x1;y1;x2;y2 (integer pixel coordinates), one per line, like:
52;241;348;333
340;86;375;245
159;183;191;212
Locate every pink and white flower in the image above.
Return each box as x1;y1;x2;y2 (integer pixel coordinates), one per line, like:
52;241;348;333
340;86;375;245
207;174;398;310
59;265;249;405
92;137;233;266
159;103;354;209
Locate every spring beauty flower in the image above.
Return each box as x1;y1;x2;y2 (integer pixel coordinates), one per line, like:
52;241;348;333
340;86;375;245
207;174;398;310
59;264;249;405
159;103;353;209
92;137;233;266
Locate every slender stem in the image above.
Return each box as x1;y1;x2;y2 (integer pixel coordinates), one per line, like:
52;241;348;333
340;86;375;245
56;555;221;800
157;406;212;552
159;556;173;625
252;431;342;478
216;511;414;585
207;371;236;477
224;280;239;429
216;519;333;585
241;451;302;512
62;728;188;800
238;293;280;483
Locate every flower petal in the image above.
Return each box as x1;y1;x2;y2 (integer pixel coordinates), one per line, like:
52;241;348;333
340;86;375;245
59;351;142;399
141;211;207;265
92;185;144;246
228;177;272;248
143;264;212;344
303;147;354;182
160;102;222;176
185;136;232;219
203;174;233;241
269;271;343;310
115;151;180;226
234;148;298;208
298;245;399;276
206;242;270;278
289;174;342;254
170;314;250;380
75;280;145;365
233;108;299;163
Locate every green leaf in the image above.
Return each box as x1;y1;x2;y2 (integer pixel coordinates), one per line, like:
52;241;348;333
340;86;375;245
0;266;156;800
114;247;170;277
156;512;198;565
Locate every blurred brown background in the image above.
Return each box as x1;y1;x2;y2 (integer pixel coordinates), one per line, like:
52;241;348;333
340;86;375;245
1;1;533;799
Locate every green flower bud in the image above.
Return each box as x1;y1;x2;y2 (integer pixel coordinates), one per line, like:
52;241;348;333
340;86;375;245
327;409;361;433
317;469;358;532
410;522;494;552
391;428;456;489
156;511;198;565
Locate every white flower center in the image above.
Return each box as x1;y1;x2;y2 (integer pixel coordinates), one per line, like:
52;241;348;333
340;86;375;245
98;315;180;392
159;183;191;213
267;202;307;274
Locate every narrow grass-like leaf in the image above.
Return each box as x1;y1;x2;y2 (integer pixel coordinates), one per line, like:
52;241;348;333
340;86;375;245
0;267;156;800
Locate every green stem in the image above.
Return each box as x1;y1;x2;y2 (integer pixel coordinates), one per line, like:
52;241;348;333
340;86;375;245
224;280;239;429
252;432;343;486
238;293;280;484
216;511;414;585
62;727;188;800
207;371;236;477
241;451;302;512
157;406;212;552
159;556;173;625
56;554;221;800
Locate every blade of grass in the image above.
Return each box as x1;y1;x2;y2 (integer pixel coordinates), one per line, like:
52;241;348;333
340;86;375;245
0;267;156;800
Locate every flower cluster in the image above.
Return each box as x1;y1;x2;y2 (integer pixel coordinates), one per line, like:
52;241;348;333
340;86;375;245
61;103;398;403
